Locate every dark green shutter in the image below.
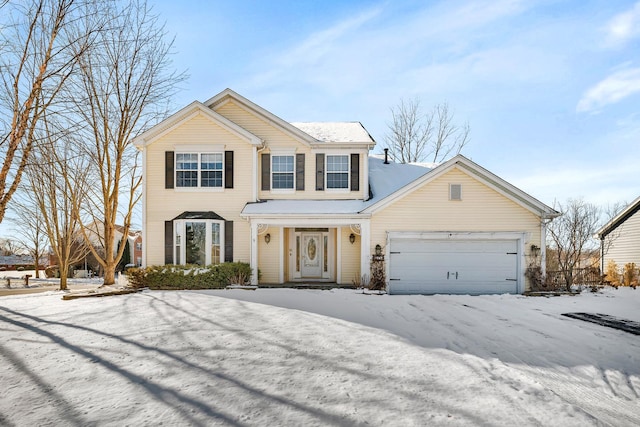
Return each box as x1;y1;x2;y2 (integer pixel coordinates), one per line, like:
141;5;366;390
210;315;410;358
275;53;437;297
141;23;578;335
315;153;325;191
350;153;359;191
165;151;174;189
164;221;173;264
224;151;233;188
224;221;233;262
261;153;270;191
296;153;305;191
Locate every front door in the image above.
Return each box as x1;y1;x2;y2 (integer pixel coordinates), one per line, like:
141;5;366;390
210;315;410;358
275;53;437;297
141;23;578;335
301;233;322;278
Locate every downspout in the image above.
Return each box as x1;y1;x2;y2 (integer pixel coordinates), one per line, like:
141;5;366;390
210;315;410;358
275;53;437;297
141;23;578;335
540;217;550;279
600;235;605;273
248;141;266;285
254;141;267;202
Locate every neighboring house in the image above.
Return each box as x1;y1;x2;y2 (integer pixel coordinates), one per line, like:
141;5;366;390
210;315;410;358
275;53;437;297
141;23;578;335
84;221;142;266
596;196;640;272
132;232;143;266
134;89;558;294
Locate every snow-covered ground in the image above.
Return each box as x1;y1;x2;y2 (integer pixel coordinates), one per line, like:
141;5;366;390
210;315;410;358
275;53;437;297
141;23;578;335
0;287;638;426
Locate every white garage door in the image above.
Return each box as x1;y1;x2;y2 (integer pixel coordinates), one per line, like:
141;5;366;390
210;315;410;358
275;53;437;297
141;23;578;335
388;239;519;295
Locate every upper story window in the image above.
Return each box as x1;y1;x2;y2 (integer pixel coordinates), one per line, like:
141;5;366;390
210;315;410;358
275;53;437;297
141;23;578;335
176;152;223;188
326;155;349;189
272;155;294;189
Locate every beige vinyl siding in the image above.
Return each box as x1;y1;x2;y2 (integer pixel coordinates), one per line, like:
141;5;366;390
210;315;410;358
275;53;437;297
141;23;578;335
603;210;640;267
340;227;361;284
145;113;254;266
370;167;542;289
216;101;367;200
258;227;281;283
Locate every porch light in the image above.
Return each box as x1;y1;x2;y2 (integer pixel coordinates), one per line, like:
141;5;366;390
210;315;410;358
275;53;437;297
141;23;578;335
265;233;271;244
530;244;540;256
349;233;356;244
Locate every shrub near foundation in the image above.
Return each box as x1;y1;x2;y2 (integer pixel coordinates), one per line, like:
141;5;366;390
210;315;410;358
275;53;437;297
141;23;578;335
126;263;252;290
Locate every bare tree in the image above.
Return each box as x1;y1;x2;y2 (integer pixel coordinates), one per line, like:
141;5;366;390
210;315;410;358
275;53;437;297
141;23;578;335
69;0;183;286
24;115;90;290
546;198;602;291
0;238;21;256
8;199;48;278
384;98;470;164
0;0;91;224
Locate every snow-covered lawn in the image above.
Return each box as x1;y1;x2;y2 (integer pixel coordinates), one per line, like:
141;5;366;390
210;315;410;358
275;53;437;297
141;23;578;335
1;288;638;426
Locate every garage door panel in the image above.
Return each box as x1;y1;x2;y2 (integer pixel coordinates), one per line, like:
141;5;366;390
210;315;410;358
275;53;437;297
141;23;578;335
389;238;519;295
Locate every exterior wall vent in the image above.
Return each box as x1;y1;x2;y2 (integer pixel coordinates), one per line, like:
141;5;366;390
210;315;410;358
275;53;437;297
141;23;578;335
450;184;462;201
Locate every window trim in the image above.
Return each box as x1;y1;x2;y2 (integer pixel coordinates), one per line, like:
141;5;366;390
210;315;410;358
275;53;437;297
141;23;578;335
270;154;295;193
173;219;225;266
175;151;224;190
325;154;350;191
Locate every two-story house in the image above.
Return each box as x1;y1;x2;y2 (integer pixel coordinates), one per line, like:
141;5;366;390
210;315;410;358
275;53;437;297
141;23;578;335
135;89;558;294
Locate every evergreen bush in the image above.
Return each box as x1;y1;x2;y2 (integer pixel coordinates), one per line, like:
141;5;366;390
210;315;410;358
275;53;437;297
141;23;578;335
125;262;252;290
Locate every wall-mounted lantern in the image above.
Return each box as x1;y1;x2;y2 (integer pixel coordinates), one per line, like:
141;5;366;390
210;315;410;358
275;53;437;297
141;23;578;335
349;233;356;244
265;233;271;244
372;244;384;261
530;244;540;257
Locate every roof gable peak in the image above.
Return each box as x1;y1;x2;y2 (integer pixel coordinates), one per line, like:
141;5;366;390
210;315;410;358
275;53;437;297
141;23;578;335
205;88;317;146
133;101;262;148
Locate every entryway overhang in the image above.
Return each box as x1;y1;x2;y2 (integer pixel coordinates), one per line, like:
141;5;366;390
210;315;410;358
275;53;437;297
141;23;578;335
241;201;371;285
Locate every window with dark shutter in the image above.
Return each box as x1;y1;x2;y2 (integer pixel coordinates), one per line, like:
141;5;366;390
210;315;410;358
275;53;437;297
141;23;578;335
224;151;234;188
165;151;174;189
296;153;305;191
315;153;325;190
261;153;270;191
350;153;359;191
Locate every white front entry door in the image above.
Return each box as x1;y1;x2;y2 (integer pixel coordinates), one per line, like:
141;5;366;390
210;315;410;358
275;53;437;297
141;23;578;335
301;233;322;278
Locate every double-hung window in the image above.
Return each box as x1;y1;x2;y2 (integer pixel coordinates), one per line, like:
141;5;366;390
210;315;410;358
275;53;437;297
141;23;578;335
200;153;223;187
176;153;198;187
272;155;294;189
176;152;223;188
326;155;349;189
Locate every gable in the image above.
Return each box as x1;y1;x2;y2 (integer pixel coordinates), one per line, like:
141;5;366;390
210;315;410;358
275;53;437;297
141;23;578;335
215;100;307;149
597;196;640;239
363;155;557;220
153;113;251;149
372;167;540;227
134;101;261;148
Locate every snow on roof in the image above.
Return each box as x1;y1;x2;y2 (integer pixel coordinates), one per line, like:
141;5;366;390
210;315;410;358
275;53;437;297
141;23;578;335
365;156;431;207
242;157;432;216
290;122;374;144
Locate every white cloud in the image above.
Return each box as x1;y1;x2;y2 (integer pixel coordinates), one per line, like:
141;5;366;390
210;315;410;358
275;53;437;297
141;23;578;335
605;1;640;47
576;67;640;113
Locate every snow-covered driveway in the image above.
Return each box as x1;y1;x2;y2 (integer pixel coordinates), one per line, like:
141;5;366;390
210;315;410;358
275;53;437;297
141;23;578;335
1;288;639;426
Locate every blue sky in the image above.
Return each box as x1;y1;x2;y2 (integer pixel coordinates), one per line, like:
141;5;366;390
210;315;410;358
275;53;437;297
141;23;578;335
152;0;640;210
3;0;640;240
